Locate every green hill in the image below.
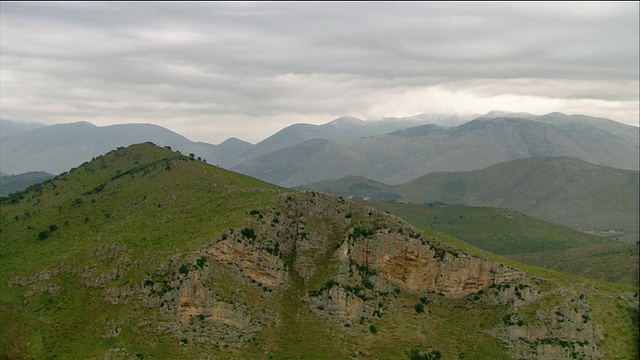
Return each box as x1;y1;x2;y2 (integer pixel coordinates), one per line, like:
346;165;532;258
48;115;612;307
367;202;639;287
1;143;637;359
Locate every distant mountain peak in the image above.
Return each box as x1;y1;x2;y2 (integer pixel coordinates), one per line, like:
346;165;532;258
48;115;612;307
328;115;365;126
483;110;537;119
219;137;252;146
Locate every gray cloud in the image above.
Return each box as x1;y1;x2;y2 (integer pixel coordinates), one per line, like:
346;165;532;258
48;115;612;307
1;2;638;144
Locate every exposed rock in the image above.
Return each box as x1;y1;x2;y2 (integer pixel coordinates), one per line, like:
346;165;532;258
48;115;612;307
204;238;287;289
349;232;522;297
490;290;604;359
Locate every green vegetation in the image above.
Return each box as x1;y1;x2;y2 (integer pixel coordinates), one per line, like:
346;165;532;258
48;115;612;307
1;143;637;359
0;143;289;358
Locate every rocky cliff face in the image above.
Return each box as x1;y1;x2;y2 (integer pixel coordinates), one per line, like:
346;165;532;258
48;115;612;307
489;288;604;359
135;191;527;342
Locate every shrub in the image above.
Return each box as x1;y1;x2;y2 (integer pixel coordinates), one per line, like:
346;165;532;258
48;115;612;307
414;303;425;314
369;324;377;334
241;227;256;240
196;256;207;268
38;231;49;240
362;278;375;290
179;264;190;275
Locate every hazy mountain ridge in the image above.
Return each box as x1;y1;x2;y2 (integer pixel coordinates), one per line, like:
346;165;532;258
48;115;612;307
1;143;636;359
224;114;465;166
238;115;638;186
0;120;46;136
0;121;244;175
0;113;458;175
2;111;637;188
301;156;640;232
0;171;54;197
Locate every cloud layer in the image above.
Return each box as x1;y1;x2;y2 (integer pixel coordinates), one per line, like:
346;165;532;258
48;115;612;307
1;2;638;143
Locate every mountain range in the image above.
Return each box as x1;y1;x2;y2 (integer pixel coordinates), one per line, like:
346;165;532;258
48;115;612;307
2;112;637;187
1;143;637;359
233;114;639;186
0;113;466;176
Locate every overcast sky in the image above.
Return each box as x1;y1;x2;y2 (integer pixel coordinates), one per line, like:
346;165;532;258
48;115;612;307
1;2;638;144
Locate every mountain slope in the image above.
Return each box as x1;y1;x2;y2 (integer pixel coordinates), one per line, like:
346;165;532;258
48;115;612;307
303;156;640;232
1;143;636;359
0;119;46;137
398;156;639;231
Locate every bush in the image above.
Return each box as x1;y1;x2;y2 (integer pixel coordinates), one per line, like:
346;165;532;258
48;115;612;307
38;231;49;240
196;256;207;268
241;227;256;240
362;278;375;290
414;303;425;313
369;324;377;334
179;264;190;275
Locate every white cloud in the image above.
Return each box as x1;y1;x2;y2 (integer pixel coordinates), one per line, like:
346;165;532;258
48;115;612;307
1;2;638;143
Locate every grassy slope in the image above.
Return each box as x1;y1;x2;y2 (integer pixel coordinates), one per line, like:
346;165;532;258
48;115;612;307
367;201;639;287
1;144;637;359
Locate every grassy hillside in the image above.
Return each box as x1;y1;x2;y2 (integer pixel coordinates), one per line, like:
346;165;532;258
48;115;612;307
367;202;639;287
0;143;289;358
1;144;637;359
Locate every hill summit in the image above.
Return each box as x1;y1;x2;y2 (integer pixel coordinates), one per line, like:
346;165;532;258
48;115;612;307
0;143;637;359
